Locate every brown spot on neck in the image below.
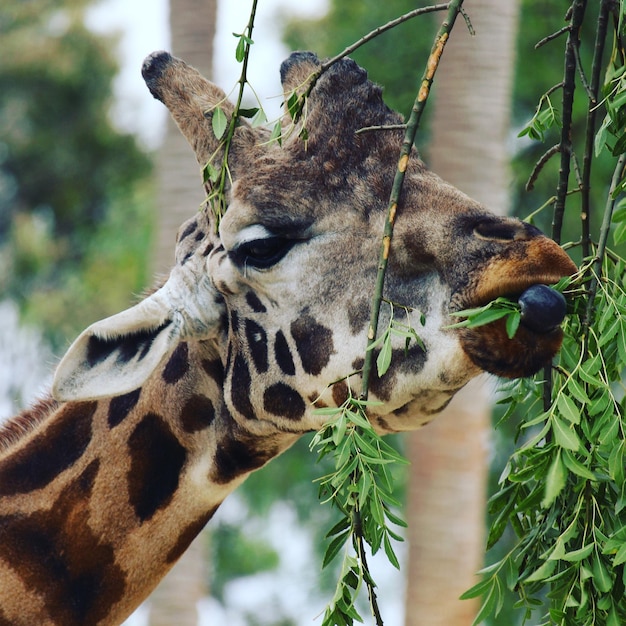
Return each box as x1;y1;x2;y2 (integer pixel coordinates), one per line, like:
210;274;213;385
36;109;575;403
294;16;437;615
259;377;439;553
211;417;279;484
162;342;190;384
0;401;96;496
127;413;187;522
180;395;215;433
165;507;218;564
108;388;142;428
0;459;126;625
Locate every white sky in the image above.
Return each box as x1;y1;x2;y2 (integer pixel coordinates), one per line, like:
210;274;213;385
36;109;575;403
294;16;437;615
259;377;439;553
85;0;328;149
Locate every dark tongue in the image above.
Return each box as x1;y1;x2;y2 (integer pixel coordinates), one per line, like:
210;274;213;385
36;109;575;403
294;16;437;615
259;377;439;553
518;284;567;333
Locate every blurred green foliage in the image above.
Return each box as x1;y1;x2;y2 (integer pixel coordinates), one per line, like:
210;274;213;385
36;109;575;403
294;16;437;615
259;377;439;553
210;520;280;602
0;0;153;350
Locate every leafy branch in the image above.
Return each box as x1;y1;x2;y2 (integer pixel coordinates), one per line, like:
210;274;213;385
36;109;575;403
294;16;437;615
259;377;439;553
360;0;467;400
308;2;468;624
468;2;626;624
203;0;264;228
310;393;408;626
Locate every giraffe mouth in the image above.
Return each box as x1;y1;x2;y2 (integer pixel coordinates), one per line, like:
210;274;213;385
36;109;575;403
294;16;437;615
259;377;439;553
466;273;570;335
469;272;569;309
455;270;575;378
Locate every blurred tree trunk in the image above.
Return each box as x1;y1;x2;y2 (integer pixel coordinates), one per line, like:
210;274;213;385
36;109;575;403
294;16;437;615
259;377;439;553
404;2;520;625
148;1;217;625
152;0;217;275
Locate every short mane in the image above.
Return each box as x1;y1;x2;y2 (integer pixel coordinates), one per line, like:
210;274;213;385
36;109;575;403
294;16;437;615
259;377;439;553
0;396;59;452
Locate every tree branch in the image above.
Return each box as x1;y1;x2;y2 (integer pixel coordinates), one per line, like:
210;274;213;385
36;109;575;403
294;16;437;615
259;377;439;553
526;144;560;191
581;0;610;258
535;25;571;49
552;0;587;244
296;3;450;113
583;152;626;327
361;0;466;400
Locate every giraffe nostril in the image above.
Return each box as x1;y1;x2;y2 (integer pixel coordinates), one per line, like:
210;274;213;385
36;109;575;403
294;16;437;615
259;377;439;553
473;218;530;242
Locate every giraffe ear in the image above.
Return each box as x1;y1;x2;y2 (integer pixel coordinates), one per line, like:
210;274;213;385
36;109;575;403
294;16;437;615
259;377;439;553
52;296;176;402
52;266;224;402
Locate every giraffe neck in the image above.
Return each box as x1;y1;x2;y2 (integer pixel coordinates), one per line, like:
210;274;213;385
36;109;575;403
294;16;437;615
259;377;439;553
0;338;296;626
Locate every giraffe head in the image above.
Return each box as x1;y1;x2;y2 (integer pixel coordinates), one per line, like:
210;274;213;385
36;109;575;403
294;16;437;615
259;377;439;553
52;51;576;433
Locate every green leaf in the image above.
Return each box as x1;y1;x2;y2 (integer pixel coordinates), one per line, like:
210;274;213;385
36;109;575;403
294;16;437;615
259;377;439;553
383;533;401;569
202;162;220;184
323;531;349;568
557;393;581;424
612;542;626;567
525;558;557;583
235;35;246;62
212;106;228;140
237;107;258;118
578;355;603;384
269;120;282;145
287;91;301;119
505;310;521;339
562;449;595;481
450;306;511;329
542;451;567;507
376;334;393;377
592;554;613;593
552;415;582;451
609;442;625;483
346;408;370;430
608;604;621;626
250;108;268;128
326;516;351;539
561;543;594;562
614;220;626;246
595;114;611;155
565;377;591;405
471;577;503;626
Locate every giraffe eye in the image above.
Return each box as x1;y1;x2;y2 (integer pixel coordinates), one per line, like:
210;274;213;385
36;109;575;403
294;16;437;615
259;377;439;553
233;236;294;269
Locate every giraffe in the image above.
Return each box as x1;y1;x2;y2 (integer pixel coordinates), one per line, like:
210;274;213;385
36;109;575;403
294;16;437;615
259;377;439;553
0;51;577;626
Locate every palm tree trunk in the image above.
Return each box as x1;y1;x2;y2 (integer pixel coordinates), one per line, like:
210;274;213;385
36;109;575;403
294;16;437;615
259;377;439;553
404;2;520;624
148;1;217;625
152;0;217;275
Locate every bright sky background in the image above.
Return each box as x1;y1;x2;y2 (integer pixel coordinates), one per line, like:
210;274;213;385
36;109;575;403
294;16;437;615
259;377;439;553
85;0;328;149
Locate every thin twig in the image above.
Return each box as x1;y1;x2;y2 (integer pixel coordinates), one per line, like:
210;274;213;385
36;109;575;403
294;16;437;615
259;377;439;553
459;7;475;35
545;0;586;411
581;0;610;258
573;36;594;99
320;4;449;74
353;513;384;626
355;124;408;135
583;153;626;328
571;149;583;189
210;0;259;227
526;144;560;191
546;81;566;98
298;3;450;110
552;0;587;245
361;0;466;400
536;25;571;49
